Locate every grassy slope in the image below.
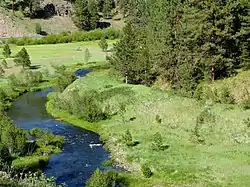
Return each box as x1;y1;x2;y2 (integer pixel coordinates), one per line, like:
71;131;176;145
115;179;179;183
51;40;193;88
47;69;250;187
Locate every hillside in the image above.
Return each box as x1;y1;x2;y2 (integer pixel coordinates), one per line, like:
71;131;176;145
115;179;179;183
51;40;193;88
0;3;77;38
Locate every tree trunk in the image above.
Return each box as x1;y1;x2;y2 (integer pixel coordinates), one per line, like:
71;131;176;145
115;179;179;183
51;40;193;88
12;0;14;15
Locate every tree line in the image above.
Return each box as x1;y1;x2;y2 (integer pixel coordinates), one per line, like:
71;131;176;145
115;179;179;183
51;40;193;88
109;0;250;95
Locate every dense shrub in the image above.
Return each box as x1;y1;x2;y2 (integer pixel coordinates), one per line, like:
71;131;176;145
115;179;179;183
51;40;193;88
141;164;152;178
7;28;121;46
86;169;119;187
151;132;169;151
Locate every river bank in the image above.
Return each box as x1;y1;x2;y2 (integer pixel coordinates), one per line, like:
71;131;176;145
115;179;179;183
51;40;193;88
46;70;250;187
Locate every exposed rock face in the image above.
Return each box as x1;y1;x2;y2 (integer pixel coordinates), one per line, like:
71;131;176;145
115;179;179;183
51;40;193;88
40;0;73;17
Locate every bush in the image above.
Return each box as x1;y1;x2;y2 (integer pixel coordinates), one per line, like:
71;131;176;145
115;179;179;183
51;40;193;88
122;129;134;146
151;132;169;151
11;156;49;171
86;169;119;187
8;28;121;46
141;164;152;178
101;159;113;167
35;23;42;35
242;96;250;110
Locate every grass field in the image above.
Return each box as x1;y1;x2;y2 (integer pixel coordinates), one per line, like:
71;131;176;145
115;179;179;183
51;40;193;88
47;69;250;187
0;40;115;76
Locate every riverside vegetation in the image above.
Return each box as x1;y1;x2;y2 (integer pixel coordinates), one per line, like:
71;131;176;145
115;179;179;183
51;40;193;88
47;0;250;187
0;0;250;186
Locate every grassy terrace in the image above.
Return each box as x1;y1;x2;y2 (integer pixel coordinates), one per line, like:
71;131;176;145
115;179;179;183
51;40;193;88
47;68;250;187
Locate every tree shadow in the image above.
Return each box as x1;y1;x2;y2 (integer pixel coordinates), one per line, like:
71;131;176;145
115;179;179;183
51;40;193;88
29;65;41;70
97;21;111;29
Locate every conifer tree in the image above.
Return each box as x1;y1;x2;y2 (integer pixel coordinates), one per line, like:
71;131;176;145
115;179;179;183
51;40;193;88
84;48;92;63
2;44;11;58
14;47;31;68
103;0;113;18
88;0;99;29
98;37;108;52
74;0;91;30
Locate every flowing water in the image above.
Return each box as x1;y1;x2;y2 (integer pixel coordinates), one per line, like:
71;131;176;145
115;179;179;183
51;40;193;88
7;70;113;186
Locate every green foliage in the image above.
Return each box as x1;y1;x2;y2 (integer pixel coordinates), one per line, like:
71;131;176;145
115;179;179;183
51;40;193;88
88;0;99;30
101;159;113;167
74;0;100;30
192;106;216;144
14;47;31;68
0;172;60;187
8;70;43;88
35;23;42;35
1;59;8;69
141;164;152;178
2;44;11;58
0;144;11;163
52;65;77;92
103;0;113;18
155;115;161;124
86;169;119;187
151;132;168;151
110;0;250;93
0;65;5;76
11;156;49;170
84;48;92;63
122;129;137;146
99;37;108;52
242;96;250;110
7;28;120;46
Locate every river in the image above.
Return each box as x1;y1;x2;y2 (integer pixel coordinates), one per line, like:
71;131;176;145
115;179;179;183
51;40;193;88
7;70;113;187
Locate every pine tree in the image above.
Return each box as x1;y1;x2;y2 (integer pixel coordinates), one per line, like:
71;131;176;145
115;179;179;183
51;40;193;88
98;37;108;52
14;47;31;68
88;0;99;29
84;48;92;63
74;0;91;30
2;44;11;58
103;0;113;18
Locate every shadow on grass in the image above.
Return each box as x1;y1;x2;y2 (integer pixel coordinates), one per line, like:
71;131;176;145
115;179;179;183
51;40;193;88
29;65;41;70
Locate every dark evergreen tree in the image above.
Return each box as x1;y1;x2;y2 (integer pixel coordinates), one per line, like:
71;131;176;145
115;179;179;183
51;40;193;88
102;0;113;18
74;0;91;30
98;37;108;52
14;47;31;68
2;44;11;58
88;0;99;29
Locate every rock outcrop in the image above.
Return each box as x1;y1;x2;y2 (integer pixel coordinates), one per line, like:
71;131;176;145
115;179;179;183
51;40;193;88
40;0;73;17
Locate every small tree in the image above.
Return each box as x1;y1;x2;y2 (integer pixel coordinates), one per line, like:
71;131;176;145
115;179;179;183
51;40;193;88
141;164;152;178
122;129;135;146
99;37;108;52
2;44;11;58
14;47;31;68
151;132;169;151
1;59;8;69
0;65;5;76
84;48;92;63
35;23;42;35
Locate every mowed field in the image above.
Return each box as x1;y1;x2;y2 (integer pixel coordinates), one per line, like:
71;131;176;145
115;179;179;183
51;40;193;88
0;40;115;76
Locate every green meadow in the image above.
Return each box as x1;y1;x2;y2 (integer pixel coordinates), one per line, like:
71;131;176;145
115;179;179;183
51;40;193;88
47;68;250;187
